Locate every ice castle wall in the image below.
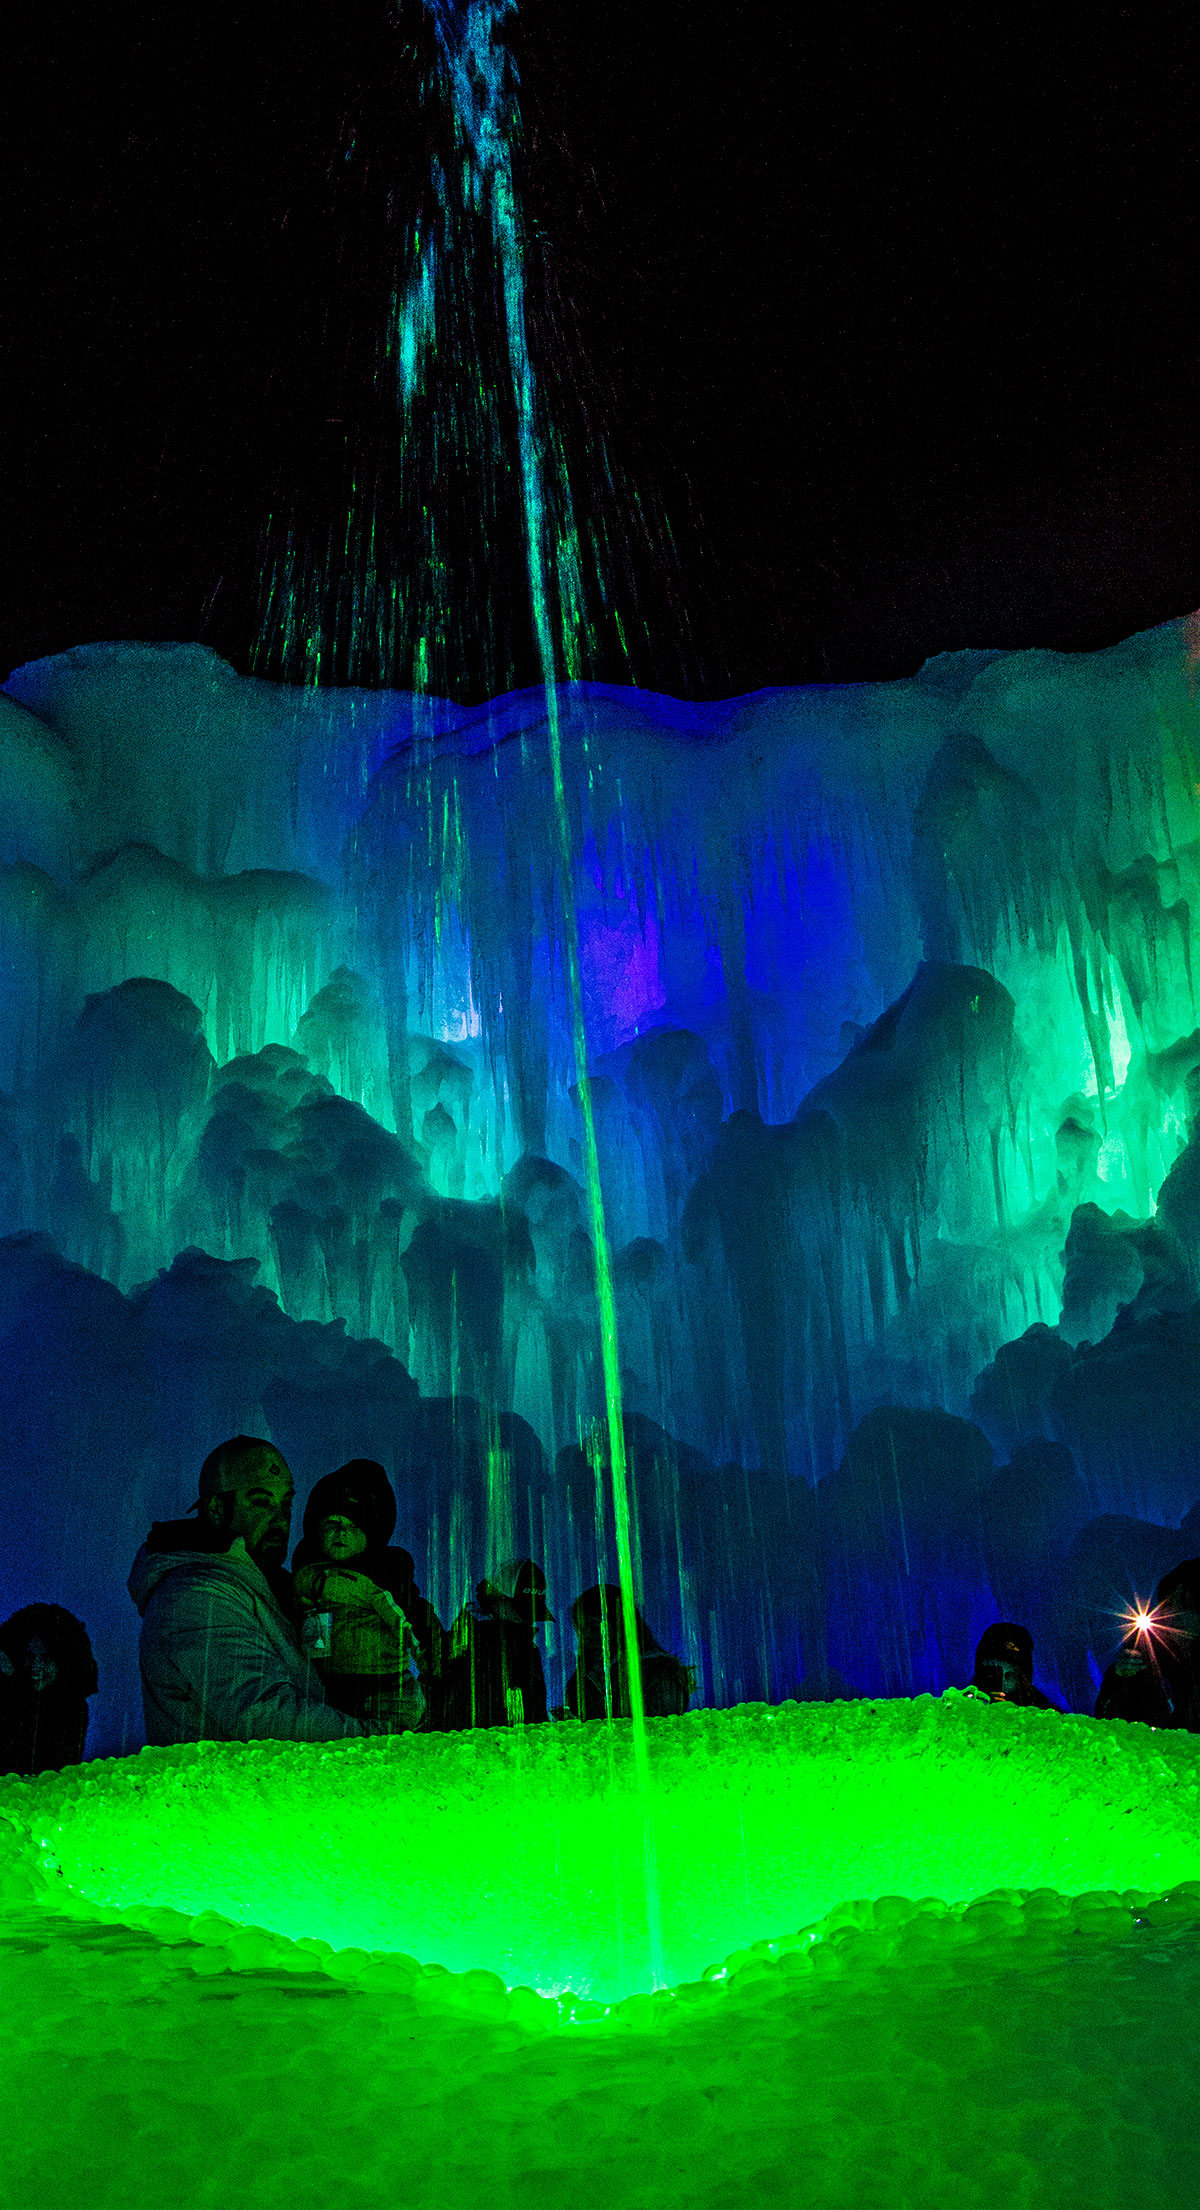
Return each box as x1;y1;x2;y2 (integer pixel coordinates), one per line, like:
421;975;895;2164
2;625;1199;1749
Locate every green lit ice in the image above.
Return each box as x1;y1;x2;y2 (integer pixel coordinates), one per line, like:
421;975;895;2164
3;1698;1200;2205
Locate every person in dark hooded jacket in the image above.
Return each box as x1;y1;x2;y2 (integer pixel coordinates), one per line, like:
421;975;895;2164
564;1583;696;1722
0;1604;97;1775
969;1622;1059;1710
1095;1559;1200;1731
440;1559;553;1730
290;1461;446;1723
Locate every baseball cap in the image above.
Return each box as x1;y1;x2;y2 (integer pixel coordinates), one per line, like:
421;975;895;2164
192;1436;290;1509
477;1557;554;1622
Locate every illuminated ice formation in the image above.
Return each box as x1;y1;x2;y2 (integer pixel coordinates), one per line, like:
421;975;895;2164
2;622;1200;1746
2;1700;1200;2205
4;627;1196;1416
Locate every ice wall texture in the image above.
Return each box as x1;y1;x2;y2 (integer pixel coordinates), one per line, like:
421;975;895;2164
2;625;1200;1746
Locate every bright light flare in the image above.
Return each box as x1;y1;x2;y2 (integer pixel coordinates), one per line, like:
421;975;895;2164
1119;1599;1191;1654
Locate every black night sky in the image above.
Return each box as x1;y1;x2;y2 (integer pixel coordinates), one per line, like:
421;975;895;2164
3;1;1197;698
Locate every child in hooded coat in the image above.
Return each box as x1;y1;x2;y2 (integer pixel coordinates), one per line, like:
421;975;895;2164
291;1461;442;1729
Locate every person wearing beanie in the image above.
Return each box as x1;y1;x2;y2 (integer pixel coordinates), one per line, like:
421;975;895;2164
969;1622;1059;1710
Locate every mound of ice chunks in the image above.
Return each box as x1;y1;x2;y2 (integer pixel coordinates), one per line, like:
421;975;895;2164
4;1694;1200;2004
1;1870;1199;2206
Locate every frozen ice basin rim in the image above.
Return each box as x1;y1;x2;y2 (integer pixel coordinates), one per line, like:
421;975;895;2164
4;1696;1200;2209
3;1693;1200;2003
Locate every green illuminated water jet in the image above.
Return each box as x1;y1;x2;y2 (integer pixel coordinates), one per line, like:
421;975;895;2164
423;0;664;1976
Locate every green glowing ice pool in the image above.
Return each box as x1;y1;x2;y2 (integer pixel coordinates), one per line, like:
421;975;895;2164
6;1692;1200;1998
2;1695;1199;2208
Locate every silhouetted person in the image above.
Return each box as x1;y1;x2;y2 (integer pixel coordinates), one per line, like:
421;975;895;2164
564;1583;696;1721
441;1558;552;1729
291;1461;446;1721
970;1622;1059;1709
1095;1559;1200;1731
0;1604;97;1775
128;1436;366;1745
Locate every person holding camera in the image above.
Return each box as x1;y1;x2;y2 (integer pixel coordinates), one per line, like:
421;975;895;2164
969;1622;1059;1710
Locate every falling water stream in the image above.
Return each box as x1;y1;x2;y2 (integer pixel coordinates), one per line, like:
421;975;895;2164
425;0;664;1981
